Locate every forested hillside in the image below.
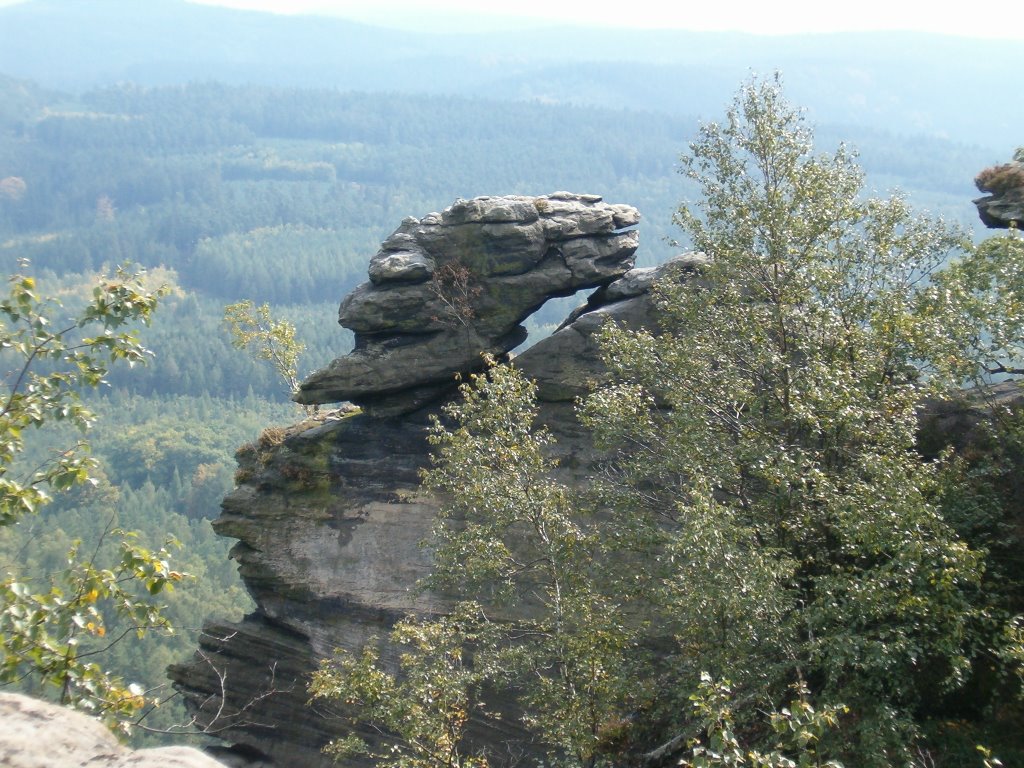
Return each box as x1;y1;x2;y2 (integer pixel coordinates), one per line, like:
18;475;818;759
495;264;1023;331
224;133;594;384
0;49;1012;747
1;76;993;392
1;0;1022;150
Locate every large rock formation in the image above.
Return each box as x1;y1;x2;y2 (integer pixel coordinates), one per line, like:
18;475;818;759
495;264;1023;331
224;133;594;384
296;192;640;415
169;194;699;767
170;185;1024;767
974;158;1024;229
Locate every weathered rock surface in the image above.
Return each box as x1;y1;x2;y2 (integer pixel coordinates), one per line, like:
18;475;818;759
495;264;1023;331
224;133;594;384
974;159;1024;229
295;192;640;415
0;692;228;768
170;191;699;766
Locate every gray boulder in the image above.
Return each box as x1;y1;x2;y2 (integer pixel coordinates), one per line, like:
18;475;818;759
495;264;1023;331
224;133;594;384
0;692;227;768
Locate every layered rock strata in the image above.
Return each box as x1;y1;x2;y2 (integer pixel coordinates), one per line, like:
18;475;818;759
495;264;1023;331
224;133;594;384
295;192;640;415
170;194;701;767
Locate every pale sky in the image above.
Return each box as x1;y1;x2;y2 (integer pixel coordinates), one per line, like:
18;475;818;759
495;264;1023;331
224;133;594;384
0;0;1019;38
178;0;1024;38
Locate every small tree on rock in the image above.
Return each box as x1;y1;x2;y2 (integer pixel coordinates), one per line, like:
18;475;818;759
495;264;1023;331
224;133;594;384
223;300;309;412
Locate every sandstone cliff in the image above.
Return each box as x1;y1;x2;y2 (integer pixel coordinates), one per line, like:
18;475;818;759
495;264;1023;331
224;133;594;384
169;193;701;767
170;184;1024;767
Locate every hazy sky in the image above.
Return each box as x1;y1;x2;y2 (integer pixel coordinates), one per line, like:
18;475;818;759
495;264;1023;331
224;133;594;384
178;0;1024;38
0;0;1019;38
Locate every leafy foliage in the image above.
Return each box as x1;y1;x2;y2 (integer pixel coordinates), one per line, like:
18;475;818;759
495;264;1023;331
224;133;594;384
310;360;646;768
313;77;1024;768
223;299;305;404
310;604;495;768
423;362;643;767
585;75;1014;764
0;266;161;523
923;230;1024;377
0;528;184;730
0;263;192;732
682;674;846;768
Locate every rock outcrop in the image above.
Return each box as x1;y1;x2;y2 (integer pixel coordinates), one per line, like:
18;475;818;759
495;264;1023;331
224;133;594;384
296;192;640;415
0;692;229;768
974;159;1024;229
169;194;699;767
